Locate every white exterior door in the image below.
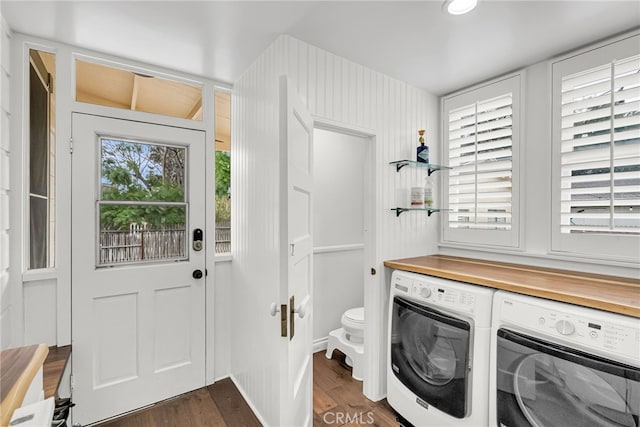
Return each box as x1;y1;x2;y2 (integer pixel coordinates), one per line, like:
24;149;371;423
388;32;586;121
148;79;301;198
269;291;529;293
71;114;206;425
279;76;314;427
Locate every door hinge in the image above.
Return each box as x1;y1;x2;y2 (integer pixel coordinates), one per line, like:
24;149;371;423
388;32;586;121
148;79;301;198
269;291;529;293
69;137;73;154
70;374;75;389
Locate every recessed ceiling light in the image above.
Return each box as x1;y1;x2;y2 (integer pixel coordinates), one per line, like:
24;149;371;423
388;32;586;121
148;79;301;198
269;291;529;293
443;0;478;15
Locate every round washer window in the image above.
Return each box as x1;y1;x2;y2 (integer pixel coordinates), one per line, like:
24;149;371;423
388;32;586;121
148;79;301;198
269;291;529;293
514;353;635;427
401;313;457;386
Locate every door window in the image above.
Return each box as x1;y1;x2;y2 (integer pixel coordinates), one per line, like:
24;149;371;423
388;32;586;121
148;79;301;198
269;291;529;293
99;137;188;265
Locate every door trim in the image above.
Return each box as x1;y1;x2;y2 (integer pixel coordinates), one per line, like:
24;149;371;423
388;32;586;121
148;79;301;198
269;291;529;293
311;117;382;400
70;113;207;424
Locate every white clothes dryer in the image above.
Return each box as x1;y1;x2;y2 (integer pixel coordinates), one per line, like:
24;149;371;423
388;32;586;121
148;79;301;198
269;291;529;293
490;291;640;427
387;270;495;426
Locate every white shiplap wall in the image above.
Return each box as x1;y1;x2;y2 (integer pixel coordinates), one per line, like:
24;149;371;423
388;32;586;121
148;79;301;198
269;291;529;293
0;16;12;350
232;35;439;426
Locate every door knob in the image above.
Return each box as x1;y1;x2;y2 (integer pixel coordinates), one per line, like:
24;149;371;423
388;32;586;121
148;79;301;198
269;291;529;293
292;295;310;319
269;303;280;316
192;269;203;279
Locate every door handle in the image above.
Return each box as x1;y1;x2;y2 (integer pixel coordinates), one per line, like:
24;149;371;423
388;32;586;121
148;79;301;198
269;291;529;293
192;269;203;279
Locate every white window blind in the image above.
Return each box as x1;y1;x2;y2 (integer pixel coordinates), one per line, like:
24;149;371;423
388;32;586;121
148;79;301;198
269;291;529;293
447;93;513;231
560;54;640;235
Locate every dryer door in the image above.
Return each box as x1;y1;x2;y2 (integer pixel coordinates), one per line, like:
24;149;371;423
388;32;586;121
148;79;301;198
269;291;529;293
390;296;471;419
496;328;640;427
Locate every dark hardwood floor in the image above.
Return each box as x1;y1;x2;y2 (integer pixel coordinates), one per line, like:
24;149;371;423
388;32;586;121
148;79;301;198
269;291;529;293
313;350;399;427
95;350;400;427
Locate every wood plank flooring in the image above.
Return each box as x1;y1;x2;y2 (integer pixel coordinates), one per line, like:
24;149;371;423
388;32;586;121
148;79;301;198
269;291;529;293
95;350;400;427
313;350;399;427
44;345;72;398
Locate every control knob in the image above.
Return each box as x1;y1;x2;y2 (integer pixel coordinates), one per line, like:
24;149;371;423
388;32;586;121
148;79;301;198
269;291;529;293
419;287;432;299
555;320;575;336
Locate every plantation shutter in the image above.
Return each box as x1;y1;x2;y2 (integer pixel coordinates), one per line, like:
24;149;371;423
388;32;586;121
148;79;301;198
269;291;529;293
559;54;640;235
447;93;513;230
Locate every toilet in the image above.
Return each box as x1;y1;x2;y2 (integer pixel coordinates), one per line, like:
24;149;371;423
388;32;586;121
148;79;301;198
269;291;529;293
325;307;364;381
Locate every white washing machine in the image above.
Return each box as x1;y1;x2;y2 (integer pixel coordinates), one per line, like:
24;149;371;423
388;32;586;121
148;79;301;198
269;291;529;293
387;270;495;426
490;291;640;427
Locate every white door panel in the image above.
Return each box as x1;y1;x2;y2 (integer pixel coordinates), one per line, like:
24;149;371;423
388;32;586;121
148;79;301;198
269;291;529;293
279;76;314;427
71;114;206;425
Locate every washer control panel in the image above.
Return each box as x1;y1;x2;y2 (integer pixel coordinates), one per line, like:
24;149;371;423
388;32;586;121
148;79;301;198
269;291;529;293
500;297;640;360
409;278;477;313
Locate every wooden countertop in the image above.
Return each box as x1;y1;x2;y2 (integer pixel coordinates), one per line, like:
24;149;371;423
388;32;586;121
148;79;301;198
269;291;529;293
384;255;640;318
0;344;49;426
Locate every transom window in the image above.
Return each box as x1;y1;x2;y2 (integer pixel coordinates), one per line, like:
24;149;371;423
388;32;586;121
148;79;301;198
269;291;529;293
75;59;203;121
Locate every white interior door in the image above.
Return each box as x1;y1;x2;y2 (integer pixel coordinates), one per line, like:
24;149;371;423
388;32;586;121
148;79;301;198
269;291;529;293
279;75;314;427
71;114;206;425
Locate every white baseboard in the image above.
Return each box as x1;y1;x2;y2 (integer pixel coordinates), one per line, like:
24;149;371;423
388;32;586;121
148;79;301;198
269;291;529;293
313;337;328;353
228;374;270;427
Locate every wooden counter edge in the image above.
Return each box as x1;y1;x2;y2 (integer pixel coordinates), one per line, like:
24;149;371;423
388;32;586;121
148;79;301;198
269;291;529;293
384;260;640;318
0;344;49;427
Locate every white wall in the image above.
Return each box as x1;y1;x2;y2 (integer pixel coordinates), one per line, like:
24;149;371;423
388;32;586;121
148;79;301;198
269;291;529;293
313;129;365;344
232;34;438;425
214;259;232;380
439;41;638;279
0;16;12;350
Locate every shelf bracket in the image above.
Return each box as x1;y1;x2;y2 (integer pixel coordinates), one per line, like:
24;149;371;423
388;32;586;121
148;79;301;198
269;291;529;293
391;207;439;217
395;162;408;172
393;208;409;217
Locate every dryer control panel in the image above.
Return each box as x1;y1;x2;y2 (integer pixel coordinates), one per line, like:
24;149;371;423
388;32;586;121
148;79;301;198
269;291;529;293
499;296;640;361
391;270;495;325
410;280;478;313
393;274;478;313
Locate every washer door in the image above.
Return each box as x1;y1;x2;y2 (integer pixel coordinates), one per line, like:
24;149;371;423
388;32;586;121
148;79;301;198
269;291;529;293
496;329;640;427
390;296;471;419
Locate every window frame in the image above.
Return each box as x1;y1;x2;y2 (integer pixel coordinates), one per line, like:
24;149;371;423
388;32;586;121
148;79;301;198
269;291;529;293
27;49;55;271
214;90;232;257
550;34;640;262
441;73;524;249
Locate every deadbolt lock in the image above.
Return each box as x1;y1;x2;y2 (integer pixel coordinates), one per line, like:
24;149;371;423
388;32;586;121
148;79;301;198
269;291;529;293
193;228;203;251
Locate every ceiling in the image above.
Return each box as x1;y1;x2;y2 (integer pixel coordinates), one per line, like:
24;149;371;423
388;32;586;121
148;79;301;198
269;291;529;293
3;1;639;95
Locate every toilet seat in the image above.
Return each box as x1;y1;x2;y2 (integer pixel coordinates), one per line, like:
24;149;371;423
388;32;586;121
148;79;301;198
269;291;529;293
342;307;364;344
343;307;364;323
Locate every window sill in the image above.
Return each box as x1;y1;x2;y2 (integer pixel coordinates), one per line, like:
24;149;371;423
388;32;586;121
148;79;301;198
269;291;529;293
438;242;639;270
22;268;57;283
